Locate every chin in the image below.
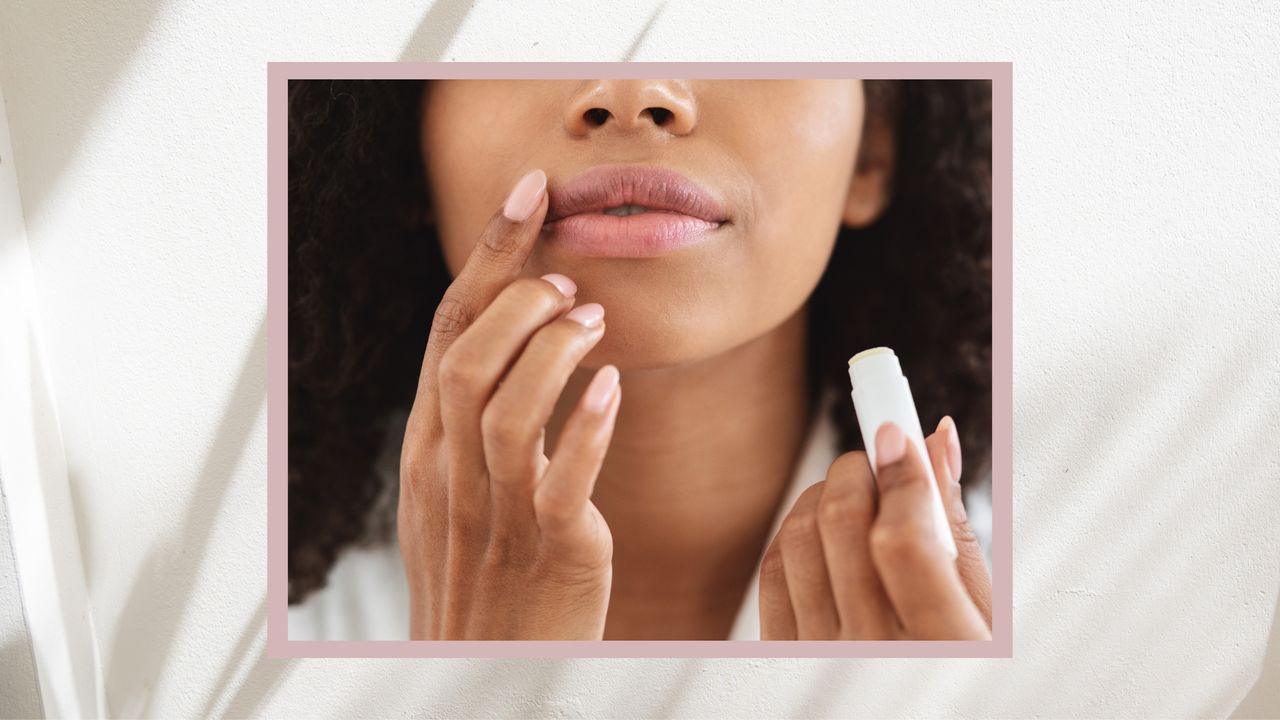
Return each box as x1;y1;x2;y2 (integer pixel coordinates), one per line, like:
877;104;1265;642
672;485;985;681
582;314;734;373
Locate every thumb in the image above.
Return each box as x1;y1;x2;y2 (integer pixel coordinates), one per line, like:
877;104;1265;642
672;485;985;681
927;416;992;628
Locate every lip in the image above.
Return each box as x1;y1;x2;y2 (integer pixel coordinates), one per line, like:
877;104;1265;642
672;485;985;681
543;165;730;258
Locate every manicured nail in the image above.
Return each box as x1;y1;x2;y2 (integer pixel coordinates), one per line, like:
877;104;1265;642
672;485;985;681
584;365;620;411
938;415;963;481
564;302;604;328
540;273;576;297
503;169;547;222
875;422;906;466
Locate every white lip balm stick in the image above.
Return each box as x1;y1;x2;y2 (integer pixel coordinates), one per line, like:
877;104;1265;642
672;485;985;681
848;346;957;560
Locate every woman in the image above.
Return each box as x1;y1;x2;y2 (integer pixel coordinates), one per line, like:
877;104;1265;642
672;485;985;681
287;79;993;641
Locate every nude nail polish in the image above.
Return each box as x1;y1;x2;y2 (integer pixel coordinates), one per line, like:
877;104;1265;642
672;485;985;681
584;365;620;411
875;421;907;465
941;415;963;480
503;169;547;222
564;303;604;328
540;273;576;297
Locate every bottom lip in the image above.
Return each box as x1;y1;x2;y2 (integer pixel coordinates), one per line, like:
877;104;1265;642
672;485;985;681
543;212;722;258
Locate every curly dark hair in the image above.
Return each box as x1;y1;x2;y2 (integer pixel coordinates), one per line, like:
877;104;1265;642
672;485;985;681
287;79;992;605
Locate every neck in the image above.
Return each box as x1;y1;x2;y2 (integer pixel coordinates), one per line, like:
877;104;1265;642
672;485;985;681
546;306;815;639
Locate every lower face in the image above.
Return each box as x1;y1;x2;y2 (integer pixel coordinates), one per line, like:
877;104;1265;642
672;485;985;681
420;80;866;371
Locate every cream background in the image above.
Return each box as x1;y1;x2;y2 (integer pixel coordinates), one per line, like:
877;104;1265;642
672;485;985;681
1;1;1278;717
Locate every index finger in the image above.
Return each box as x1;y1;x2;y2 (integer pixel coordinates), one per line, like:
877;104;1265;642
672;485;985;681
411;168;549;424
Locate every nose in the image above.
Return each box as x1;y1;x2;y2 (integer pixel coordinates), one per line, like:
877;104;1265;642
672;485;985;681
563;80;698;137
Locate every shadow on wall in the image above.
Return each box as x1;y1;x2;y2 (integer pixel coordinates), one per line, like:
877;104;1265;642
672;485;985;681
0;640;42;719
98;0;486;710
399;0;664;62
621;3;665;61
0;1;165;228
5;0;712;715
1232;577;1280;718
104;313;279;717
399;0;474;62
196;597;291;718
344;658;573;718
1;483;42;719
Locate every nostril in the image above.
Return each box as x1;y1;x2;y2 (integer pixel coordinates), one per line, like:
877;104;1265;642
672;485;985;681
584;108;610;126
645;107;673;126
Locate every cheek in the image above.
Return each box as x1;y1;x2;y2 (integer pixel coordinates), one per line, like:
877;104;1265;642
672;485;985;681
738;87;864;322
421;83;545;276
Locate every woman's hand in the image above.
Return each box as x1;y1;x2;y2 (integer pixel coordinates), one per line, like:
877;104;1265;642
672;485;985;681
760;417;992;640
398;169;621;640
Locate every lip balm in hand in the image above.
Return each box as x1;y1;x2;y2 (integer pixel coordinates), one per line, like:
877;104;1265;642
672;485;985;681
848;347;958;560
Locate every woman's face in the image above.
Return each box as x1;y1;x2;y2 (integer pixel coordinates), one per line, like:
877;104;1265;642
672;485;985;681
420;80;882;370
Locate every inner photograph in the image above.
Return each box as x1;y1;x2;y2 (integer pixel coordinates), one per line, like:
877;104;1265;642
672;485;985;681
285;78;994;642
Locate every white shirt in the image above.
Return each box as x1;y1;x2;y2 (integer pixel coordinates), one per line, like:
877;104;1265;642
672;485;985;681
288;391;991;640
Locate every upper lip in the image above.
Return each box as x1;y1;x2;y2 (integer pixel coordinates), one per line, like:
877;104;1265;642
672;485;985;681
544;165;730;224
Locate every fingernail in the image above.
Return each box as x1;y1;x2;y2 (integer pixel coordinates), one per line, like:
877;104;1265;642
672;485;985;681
564;302;604;328
503;169;547;222
939;415;963;481
584;365;620;411
875;422;906;466
540;273;576;297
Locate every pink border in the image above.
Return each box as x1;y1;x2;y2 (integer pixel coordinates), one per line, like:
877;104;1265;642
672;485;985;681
267;61;1013;659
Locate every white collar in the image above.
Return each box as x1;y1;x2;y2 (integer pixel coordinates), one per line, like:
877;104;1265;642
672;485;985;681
728;387;843;640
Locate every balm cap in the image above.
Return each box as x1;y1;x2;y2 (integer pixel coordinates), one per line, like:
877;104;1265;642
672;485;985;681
847;346;893;366
847;346;905;393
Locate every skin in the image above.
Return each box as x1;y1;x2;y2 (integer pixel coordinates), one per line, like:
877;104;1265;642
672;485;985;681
400;80;991;639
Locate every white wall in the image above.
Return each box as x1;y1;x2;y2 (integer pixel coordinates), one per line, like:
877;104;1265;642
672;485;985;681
0;70;104;718
0;494;41;718
0;72;43;720
1;1;1278;717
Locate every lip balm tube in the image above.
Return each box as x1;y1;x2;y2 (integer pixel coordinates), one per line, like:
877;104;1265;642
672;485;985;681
848;346;957;560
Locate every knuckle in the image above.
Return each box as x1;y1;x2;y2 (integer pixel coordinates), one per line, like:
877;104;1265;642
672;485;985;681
481;404;530;448
760;547;786;582
399;443;436;481
951;517;980;546
403;408;441;445
430;294;473;343
869;521;935;564
508;277;566;312
480;534;532;574
778;512;819;546
816;494;861;531
779;484;826;543
480;221;524;262
534;500;573;533
529;320;585;356
437;348;480;390
826;451;871;482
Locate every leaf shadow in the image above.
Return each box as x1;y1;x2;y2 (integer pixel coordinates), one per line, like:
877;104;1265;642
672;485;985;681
399;0;477;61
0;2;165;236
197;596;292;718
103;312;267;716
623;4;665;61
1231;575;1280;718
